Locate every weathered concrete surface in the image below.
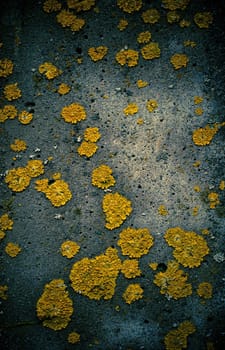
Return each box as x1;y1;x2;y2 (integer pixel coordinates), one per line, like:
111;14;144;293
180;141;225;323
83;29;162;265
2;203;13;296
0;1;225;349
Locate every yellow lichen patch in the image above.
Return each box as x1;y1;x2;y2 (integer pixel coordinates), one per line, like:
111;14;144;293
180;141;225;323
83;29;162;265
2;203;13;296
36;279;73;330
162;0;190;11
39;62;62;79
35;178;49;192
137;118;144;125
5;167;31;192
102;192;132;230
77;141;98;158
0;230;6;240
121;259;141;279
193;185;200;192
194;107;203;116
88;46;108;61
122;283;143;304
0;213;13;231
56;9;85;32
219;180;225;191
153;260;192;299
170;53;189;69
84;127;101;142
91;164;116;189
165;227;209;268
194;12;213;29
57;83;71;95
192;206;199;216
43;0;62;12
70;247;122;300
41;179;72;207
141;9;160;24
123;103;139;116
158;204;169;216
141;42;161;60
194;96;203;104
3;83;22;101
193;160;201;167
208;192;220;209
5;242;21;257
117;227;154;258
0;105;17;122
67;0;95;12
60;240;80;259
68;331;80;344
26;159;45;178
0;58;14;77
10;139;27;152
18;110;33;125
201;228;210;235
146;99;158;112
183;40;196;48
164;320;196;350
61;102;86;124
197;282;212;299
117;19;128;31
115;49;139;67
192;123;221;146
0;285;8;300
137;31;151;44
137;79;148;88
167;11;180;24
117;0;142;13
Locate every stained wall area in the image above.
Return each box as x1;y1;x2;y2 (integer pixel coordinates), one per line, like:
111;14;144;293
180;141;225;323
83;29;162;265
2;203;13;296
0;1;225;349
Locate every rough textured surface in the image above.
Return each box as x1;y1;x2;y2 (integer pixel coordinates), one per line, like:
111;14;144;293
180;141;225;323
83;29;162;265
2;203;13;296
0;1;225;349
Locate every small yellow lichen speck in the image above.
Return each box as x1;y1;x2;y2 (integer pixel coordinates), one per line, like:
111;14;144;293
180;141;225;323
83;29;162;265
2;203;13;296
3;83;22;101
57;83;71;95
194;12;213;29
115;49;139;67
117;19;128;31
141;42;161;60
91;164;115;189
184;40;196;48
164;320;196;350
137;31;151;44
197;282;212;299
0;105;17;122
0;285;8;300
84;127;101;142
0;58;14;77
117;0;142;13
141;9;160;24
179;19;191;27
18;110;33;125
10;139;27;152
208;192;220;209
193;185;200;193
195;107;203;116
77;141;98;158
192;206;199;216
219;180;225;191
117;227;154;258
158;205;168;216
146;99;158;112
102;192;132;230
70;247;122;300
162;0;190;11
36;279;73;330
88;46;108;61
123;103;139;116
137;79;148;88
43;0;62;13
121;259;142;279
123;283;143;304
154;260;192;299
61;240;80;259
0;213;13;231
165;227;209;268
68;331;80;344
61;102;86;124
5;242;21;257
167;11;180;24
170;53;189;69
194;96;203;104
149;262;158;271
